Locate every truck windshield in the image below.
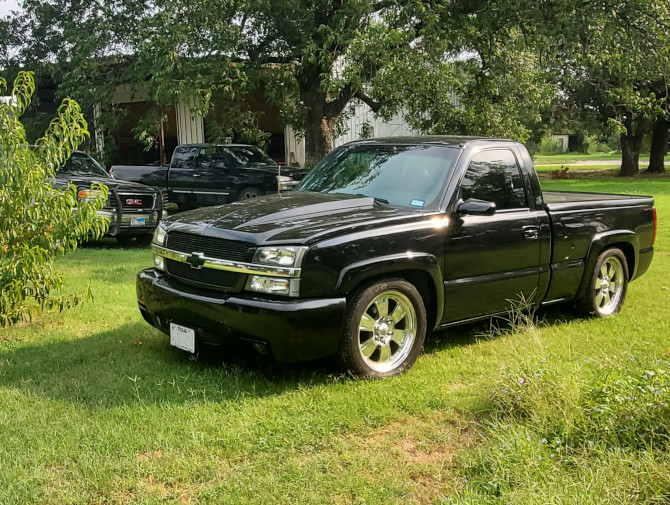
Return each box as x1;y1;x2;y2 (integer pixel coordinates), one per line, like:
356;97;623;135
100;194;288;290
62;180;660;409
60;152;110;178
297;144;459;209
224;146;276;166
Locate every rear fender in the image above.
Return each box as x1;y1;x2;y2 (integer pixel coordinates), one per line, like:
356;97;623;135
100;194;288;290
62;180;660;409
576;230;638;299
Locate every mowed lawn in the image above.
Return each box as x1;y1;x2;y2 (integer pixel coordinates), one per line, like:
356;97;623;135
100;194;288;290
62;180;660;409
1;176;669;504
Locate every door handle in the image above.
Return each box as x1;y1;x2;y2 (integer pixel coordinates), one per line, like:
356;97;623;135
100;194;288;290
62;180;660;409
523;225;539;240
192;174;201;177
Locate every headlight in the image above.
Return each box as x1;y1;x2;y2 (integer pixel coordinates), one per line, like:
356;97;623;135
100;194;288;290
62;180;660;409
253;246;307;267
78;188;108;205
276;175;299;191
246;276;300;296
152;224;167;246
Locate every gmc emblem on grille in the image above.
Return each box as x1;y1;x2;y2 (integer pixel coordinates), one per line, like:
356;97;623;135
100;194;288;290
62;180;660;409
125;198;143;206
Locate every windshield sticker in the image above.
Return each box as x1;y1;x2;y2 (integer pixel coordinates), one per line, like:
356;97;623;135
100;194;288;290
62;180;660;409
410;199;425;207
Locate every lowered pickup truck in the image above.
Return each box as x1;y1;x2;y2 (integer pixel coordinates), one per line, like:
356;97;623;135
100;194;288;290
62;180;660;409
136;137;656;378
111;143;307;211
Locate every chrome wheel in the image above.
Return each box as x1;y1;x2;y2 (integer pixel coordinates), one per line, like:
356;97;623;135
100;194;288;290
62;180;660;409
593;256;625;316
357;290;417;374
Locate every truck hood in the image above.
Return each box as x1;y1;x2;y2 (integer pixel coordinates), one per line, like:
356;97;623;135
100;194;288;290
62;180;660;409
164;191;424;244
52;173;158;194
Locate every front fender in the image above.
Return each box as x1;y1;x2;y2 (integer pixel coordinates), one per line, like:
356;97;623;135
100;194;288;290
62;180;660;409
335;253;444;328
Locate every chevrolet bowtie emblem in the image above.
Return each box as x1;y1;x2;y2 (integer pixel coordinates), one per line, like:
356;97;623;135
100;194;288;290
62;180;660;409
187;252;206;269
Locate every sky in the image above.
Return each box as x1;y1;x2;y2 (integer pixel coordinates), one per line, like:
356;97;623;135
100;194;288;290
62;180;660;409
0;0;20;19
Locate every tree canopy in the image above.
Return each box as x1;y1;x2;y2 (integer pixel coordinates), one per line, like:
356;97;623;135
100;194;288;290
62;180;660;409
2;0;670;171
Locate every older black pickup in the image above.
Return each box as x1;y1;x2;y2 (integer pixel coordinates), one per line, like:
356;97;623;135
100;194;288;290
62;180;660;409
111;143;307;211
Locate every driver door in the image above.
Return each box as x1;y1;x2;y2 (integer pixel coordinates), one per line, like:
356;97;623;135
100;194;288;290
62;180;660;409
441;148;543;322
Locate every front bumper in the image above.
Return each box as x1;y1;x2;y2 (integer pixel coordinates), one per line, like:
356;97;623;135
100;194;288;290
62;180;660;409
136;269;346;363
102;209;161;236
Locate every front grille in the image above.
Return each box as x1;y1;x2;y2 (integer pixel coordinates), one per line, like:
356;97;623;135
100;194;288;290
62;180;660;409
114;193;155;211
166;232;252;262
166;259;240;289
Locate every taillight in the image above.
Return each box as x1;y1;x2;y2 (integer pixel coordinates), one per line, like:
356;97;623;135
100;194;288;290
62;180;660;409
652;207;657;246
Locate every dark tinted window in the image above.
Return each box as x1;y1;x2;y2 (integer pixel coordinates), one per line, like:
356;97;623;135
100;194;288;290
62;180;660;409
172;146;199;168
60;152;110;178
460;149;527;210
223;146;275;166
297;145;459;209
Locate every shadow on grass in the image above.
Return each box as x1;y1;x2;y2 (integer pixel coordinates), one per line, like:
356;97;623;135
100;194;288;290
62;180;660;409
0;321;338;409
0;303;585;409
424;302;583;354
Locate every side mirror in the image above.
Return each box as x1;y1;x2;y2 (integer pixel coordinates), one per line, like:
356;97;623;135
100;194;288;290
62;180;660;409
455;198;496;215
213;160;226;170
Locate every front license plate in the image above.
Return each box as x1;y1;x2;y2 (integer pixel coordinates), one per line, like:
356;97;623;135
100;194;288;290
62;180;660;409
131;217;146;226
170;323;196;353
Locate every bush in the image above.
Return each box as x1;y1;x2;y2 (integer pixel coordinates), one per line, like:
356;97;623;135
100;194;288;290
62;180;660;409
0;72;108;326
445;358;670;504
538;134;563;155
582;135;598;154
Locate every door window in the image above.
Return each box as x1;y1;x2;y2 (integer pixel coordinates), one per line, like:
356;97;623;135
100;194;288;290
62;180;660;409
461;149;527;209
172;146;199;168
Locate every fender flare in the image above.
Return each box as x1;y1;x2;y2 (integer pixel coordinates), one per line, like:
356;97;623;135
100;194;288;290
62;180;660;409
576;230;638;299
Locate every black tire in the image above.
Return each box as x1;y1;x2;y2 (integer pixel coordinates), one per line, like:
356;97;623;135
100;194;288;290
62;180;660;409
339;278;427;378
578;248;629;318
238;186;264;200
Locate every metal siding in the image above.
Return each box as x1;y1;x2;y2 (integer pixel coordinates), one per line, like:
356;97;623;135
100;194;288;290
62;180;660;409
176;101;205;144
285;125;306;167
333;101;420;148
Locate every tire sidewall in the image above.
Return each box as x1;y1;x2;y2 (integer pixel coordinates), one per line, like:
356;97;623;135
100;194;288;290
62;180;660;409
340;278;427;378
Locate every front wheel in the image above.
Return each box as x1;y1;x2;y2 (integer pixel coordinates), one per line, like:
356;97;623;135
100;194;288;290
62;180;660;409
339;279;427;378
578;248;629;317
238;186;264;200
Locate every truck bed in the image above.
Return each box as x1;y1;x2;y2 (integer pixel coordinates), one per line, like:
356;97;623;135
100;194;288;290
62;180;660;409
543;190;654;211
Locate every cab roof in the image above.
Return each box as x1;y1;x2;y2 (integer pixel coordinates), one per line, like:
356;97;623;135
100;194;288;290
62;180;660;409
345;136;514;147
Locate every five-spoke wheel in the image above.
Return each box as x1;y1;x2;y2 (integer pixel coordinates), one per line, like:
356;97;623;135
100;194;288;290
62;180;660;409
340;279;426;378
579;248;629;318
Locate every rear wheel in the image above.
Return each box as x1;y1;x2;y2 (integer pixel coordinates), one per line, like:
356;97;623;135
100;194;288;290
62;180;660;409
339;279;426;378
578;248;628;317
238;186;264;200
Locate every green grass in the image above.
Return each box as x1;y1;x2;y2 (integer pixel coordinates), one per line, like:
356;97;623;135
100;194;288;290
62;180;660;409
535;164;619;173
1;177;670;504
533;152;645;164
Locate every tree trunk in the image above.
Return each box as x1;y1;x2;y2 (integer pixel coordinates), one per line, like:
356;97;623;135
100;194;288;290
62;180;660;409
303;105;336;167
645;118;668;173
298;69;354;167
619;116;648;176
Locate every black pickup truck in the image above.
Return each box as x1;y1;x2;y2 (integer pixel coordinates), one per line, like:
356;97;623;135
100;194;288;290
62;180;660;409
54;152;164;246
136;137;656;378
111;143;306;211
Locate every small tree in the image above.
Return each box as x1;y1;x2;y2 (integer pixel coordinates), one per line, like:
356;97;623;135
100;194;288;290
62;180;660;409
0;71;108;326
